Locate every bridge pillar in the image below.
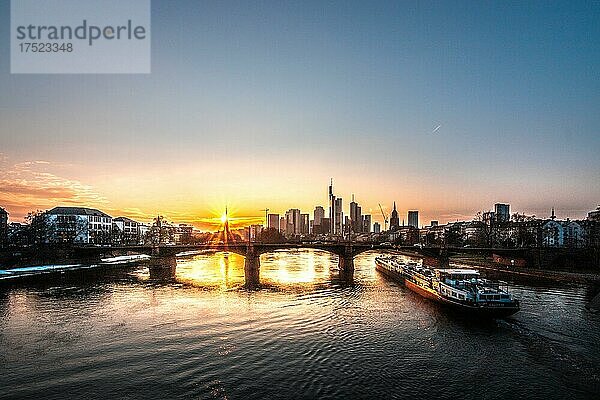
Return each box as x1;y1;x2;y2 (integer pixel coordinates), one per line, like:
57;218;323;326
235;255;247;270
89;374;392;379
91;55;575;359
339;254;354;279
244;245;260;288
338;245;355;281
148;255;177;280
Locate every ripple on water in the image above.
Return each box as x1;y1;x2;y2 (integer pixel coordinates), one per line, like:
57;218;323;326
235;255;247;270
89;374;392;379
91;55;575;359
1;252;600;399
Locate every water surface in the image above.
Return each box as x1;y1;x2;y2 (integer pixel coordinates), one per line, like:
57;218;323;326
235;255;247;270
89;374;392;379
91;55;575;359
1;250;598;399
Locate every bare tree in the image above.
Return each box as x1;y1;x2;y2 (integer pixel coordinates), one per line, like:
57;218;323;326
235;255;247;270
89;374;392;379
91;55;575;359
145;215;172;245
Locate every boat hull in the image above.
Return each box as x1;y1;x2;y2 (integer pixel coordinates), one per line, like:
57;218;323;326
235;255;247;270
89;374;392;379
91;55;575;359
376;259;519;318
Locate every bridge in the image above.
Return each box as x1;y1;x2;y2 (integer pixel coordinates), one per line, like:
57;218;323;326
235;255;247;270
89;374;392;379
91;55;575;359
73;242;395;286
69;242;593;286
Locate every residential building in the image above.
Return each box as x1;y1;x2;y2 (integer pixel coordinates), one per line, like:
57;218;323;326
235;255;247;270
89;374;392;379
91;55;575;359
542;219;585;248
174;224;194;244
0;207;7;248
588;206;600;222
138;223;150;243
46;206;112;244
113;217;140;245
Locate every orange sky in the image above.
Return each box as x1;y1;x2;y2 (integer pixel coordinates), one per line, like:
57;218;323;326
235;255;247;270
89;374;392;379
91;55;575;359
0;153;595;231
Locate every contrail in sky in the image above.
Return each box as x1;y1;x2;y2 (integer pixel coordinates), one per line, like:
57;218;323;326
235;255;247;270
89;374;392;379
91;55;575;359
431;125;441;133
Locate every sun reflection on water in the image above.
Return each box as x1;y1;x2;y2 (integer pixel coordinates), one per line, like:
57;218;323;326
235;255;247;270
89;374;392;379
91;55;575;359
138;249;338;289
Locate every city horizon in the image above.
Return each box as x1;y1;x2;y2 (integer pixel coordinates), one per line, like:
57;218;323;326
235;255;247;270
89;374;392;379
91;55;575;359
1;1;598;233
0;172;597;232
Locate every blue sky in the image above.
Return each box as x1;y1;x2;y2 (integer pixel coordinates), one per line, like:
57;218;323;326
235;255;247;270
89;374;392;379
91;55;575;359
0;0;599;226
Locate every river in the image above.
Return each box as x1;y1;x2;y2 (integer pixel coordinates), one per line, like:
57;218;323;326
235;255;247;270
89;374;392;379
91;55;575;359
1;249;599;399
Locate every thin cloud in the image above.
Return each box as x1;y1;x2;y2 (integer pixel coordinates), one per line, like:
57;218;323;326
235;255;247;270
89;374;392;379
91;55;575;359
0;158;107;220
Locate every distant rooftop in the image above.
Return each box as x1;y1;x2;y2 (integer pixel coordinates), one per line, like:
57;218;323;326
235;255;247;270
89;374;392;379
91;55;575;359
47;207;111;218
114;216;139;223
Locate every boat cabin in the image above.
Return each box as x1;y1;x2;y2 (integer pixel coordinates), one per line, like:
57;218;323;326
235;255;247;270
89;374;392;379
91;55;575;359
435;269;479;283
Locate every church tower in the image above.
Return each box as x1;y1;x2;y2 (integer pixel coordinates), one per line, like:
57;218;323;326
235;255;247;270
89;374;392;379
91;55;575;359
390;201;400;230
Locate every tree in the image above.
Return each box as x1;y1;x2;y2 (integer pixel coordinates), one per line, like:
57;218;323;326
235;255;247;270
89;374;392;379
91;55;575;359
510;213;539;247
145;215;173;245
473;212;495;247
55;215;88;244
444;224;464;247
257;228;285;243
24;210;53;246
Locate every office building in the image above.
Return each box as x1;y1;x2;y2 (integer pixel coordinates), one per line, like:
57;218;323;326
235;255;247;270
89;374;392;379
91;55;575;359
373;222;381;233
362;214;371;233
267;213;280;230
349;195;363;233
279;216;286;233
300;213;310;235
284;209;301;236
494;203;510;223
313;206;325;234
408;210;419;228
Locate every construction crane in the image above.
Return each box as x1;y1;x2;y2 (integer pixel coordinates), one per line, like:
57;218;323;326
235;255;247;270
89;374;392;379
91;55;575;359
259;208;269;228
378;204;389;231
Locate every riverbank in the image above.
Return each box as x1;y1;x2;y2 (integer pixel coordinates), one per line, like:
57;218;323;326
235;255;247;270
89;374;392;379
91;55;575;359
0;255;150;284
452;255;600;284
389;249;600;284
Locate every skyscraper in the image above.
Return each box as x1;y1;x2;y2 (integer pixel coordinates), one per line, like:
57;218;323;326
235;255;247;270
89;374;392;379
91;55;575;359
285;209;301;235
300;213;310;235
349;195;363;233
373;222;381;233
279;216;285;232
314;206;324;226
328;179;336;235
334;198;343;235
408;210;419;228
313;206;325;235
362;214;371;233
389;202;400;230
494;203;510;222
267;214;279;230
